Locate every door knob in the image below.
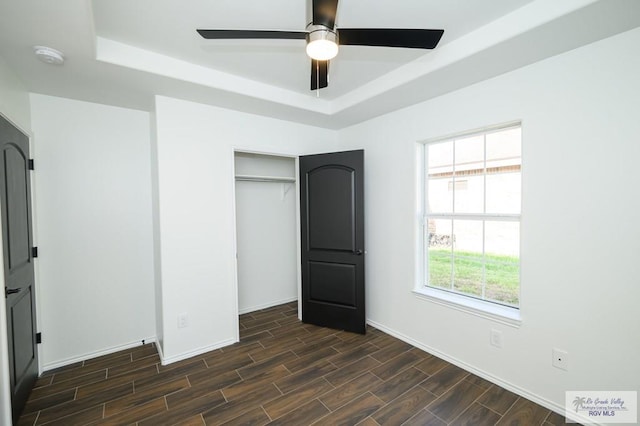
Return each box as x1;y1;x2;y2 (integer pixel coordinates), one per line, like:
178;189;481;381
5;287;21;297
354;249;363;255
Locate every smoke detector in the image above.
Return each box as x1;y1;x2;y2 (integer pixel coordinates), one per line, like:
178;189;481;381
33;46;65;65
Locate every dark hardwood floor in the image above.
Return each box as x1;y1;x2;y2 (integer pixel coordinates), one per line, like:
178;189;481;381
18;302;567;425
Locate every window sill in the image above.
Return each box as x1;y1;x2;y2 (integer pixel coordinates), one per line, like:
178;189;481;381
413;287;522;328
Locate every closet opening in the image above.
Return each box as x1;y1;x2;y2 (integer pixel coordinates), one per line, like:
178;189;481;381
233;151;300;338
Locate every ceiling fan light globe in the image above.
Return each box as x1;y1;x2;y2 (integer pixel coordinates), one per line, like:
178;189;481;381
306;39;338;60
305;27;338;60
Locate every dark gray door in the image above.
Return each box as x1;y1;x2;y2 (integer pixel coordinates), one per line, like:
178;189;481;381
300;150;365;334
0;115;38;423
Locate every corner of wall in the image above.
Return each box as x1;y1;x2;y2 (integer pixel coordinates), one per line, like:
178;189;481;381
149;109;164;358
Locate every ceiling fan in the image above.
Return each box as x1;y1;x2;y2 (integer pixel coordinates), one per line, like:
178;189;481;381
197;0;444;90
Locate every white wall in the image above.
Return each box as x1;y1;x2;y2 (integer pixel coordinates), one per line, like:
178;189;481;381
338;27;640;414
235;153;297;313
30;94;156;369
154;96;338;363
0;54;32;426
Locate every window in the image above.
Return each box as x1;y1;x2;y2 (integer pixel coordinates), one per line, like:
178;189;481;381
422;124;521;310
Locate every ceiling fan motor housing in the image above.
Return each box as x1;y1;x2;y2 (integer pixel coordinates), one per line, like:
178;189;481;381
306;24;338;43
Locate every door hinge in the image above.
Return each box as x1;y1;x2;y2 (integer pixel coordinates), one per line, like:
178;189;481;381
32;247;38;258
28;159;34;170
36;332;42;344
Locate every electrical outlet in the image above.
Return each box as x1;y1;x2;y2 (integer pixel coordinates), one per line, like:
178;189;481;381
177;313;189;329
490;329;503;348
552;348;569;371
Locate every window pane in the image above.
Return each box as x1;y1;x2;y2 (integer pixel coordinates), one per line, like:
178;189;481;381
453;257;483;298
427;178;453;213
452;219;483;254
486;127;521;168
454;135;484;173
486;172;521;214
485;260;519;306
485;221;519;258
428;218;453;248
427;219;452;289
429;250;452;289
485;221;519;306
427;141;453;213
486;127;521;214
428;141;453;171
453;175;484;213
454;136;484;213
452;220;483;297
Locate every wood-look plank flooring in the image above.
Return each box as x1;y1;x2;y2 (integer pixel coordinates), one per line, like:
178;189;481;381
18;302;570;425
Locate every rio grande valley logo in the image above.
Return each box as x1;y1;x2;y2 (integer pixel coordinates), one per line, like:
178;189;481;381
566;391;637;424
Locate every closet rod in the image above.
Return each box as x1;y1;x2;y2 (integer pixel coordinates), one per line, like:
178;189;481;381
235;174;296;183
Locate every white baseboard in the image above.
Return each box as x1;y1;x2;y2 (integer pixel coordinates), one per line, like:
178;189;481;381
155;338;164;363
42;335;237;371
42;336;157;372
366;319;581;422
159;338;237;366
238;297;297;315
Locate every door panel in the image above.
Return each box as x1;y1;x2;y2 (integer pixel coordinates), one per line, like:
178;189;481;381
11;291;35;381
5;145;31;269
307;166;356;251
300;150;365;334
308;261;356;306
1;115;38;424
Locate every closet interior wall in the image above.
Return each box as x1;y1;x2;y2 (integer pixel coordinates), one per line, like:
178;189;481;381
234;152;298;314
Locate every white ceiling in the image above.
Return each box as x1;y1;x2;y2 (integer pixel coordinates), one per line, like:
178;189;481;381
92;0;533;97
1;0;639;128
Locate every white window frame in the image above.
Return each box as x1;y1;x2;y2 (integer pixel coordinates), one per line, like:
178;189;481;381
414;121;522;326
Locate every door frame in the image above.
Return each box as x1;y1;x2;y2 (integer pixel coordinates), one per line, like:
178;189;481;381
0;111;41;423
230;147;303;343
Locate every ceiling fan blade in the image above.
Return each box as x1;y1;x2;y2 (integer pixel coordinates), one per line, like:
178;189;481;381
197;29;307;40
312;0;339;28
311;59;328;90
338;28;444;49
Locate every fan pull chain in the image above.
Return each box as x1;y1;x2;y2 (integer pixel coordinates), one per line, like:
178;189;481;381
316;61;320;98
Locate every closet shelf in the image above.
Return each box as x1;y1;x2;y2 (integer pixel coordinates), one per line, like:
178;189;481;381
235;174;296;183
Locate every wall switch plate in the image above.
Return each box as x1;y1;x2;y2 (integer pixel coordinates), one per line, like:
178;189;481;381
490;329;503;348
552;348;569;370
178;313;189;329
